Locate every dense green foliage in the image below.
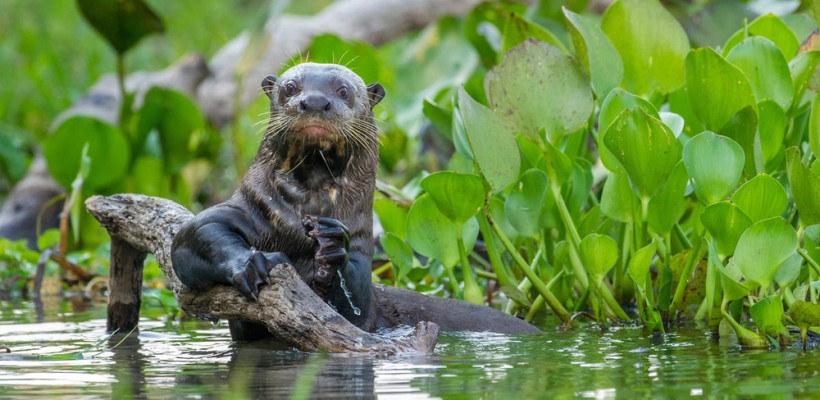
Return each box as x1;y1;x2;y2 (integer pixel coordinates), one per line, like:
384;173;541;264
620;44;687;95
1;0;819;348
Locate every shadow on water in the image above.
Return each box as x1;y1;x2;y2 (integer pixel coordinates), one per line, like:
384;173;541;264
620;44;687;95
1;299;819;399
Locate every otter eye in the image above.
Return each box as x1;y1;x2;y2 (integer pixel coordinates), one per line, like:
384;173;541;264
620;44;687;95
336;86;349;99
284;81;298;97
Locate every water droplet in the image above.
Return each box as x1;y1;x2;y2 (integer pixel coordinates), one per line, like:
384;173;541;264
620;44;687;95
337;270;362;316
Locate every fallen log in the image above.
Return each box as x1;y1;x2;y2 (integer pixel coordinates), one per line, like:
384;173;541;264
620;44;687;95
86;194;438;354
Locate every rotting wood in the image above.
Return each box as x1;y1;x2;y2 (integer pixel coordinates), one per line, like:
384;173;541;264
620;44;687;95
86;194;439;354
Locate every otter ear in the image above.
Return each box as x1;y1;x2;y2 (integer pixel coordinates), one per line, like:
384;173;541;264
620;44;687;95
262;75;277;99
366;83;385;108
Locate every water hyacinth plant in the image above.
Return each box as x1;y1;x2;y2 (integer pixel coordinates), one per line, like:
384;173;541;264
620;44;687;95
373;0;820;349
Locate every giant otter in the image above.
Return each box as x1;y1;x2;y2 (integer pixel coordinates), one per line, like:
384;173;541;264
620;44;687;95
171;63;539;340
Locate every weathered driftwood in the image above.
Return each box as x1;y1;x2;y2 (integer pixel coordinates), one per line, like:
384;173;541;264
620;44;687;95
86;194;439;354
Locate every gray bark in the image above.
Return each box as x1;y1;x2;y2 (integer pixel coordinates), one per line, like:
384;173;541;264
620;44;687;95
86;194;439;354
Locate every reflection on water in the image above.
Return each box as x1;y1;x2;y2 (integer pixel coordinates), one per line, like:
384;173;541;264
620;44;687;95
1;299;819;399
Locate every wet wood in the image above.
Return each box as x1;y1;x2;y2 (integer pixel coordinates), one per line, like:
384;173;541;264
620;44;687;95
106;237;147;334
86;194;438;354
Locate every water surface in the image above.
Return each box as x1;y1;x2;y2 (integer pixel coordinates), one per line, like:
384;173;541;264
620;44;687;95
1;299;818;399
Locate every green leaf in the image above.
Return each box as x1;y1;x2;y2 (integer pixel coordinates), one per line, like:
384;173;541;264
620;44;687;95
601;0;690;95
756;100;786;171
380;233;415;284
420;172;485;225
603;108;682;200
406;194;479;269
647;161;688;235
789;51;820;111
683;131;745;204
502;12;567;54
701;202;752;260
37;228;61;251
579;234;618;282
0;132;27;180
725;37;794;110
773;252;802;288
374;199;408;239
77;0;164;55
789;300;820;331
600;173;636;223
731;174;787;223
505;169;550;239
720;106;758;176
44;116;130;190
809;92;820;158
628;240;658;296
724;14;799;61
486;38;593;139
563;7;623;98
685;48;756;131
716;258;757;302
597;88;659;175
749;296;789;341
136;88;204;173
734;217;798;288
785;147;820;226
457;88;520;193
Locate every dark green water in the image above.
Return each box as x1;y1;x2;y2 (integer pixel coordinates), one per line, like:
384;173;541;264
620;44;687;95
1;299;818;399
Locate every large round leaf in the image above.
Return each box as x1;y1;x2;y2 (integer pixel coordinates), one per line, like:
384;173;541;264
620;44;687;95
406;194;479;269
601;0;690;95
701;201;752;260
137;87;205;173
579;234;618;283
725;37;793;111
683;131;744;204
563;8;623;98
505;169;549;239
77;0;164;54
731;174;787;223
734;217;798;288
597;88;659;175
603;108;682;200
486;38;593;139
457;88;520;193
420;172;484;225
685;48;756;132
44;116;130;190
723;14;799;61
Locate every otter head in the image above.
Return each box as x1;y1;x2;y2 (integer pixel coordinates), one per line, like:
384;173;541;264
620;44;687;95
260;63;385;168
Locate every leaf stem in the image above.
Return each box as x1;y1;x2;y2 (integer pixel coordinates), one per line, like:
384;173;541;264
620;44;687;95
487;212;571;322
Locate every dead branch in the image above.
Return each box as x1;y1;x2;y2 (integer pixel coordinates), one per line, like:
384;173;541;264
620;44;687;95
86;194;438;354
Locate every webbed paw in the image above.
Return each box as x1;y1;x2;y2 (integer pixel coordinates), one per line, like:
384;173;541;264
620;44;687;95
230;251;291;301
303;216;350;298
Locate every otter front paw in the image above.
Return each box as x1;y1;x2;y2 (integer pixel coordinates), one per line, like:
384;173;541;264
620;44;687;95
303;216;350;299
230;251;291;301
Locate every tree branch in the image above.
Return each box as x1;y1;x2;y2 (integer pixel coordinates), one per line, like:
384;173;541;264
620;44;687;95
86;194;438;354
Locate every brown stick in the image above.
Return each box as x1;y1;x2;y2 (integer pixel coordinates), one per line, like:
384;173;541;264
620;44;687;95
106;237;147;334
86;194;438;354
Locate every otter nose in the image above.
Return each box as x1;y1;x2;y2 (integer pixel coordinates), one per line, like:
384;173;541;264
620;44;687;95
298;93;332;113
